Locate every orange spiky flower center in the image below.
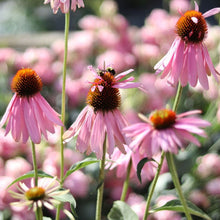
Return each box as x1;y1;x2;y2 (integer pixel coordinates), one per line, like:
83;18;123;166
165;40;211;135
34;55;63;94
11;68;43;97
150;109;176;129
86;68;121;112
25;187;45;201
176;10;207;43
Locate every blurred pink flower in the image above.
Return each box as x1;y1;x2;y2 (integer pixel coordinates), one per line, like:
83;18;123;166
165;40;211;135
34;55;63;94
189;190;210;209
124;109;210;157
206;177;220;196
138;73;175;112
64;170;91;198
42;148;83;176
169;0;191;14
126;193;146;220
5;157;32;178
79;15;108;30
44;0;84;14
96;50;136;73
154;2;220;90
63;65;140;159
196;153;220;178
0;129;28;159
0;176;16;210
0;68;63;144
152;195;181;220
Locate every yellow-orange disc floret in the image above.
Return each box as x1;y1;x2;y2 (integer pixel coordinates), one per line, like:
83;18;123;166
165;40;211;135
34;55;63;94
150;109;176;129
87;71;121;112
176;10;208;43
11;68;43;97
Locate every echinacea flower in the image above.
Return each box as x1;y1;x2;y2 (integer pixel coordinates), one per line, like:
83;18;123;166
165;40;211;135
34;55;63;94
124;109;210;157
9;177;69;212
63;65;140;159
154;2;220;90
44;0;84;14
0;68;63;144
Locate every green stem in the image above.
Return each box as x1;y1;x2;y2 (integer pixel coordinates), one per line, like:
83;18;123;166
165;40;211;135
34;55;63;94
60;11;70;185
95;138;107;220
31;141;38;187
56;11;70;220
31;141;43;220
166;152;192;220
172;82;183;112
142;152;165;220
120;158;132;201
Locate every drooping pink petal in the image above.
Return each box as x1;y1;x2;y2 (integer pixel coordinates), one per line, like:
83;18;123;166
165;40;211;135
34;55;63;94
104;112;115;157
23;98;41;144
187;44;198;87
63;106;90;141
76;109;93;153
90;112;106;159
202;45;220;81
30;97;49;140
36;94;63;126
0;94;17;128
196;45;209;89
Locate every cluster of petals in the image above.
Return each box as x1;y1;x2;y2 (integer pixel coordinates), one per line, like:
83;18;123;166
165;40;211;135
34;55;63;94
124;110;211;157
9;177;69;212
63;66;140;159
106;145;158;182
154;2;220;90
44;0;84;14
87;65;141;92
63;105;130;159
0;93;63;144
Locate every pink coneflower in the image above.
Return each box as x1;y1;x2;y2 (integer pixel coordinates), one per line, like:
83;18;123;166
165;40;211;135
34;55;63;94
63;65;140;159
44;0;85;14
154;2;220;90
0;68;63;144
124;109;210;157
9;177;69;212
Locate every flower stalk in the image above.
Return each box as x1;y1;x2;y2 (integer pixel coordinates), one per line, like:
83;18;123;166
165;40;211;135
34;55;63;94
166;152;192;220
120;157;132;202
142;152;165;220
31;141;42;220
95;136;107;220
56;11;70;220
31;141;38;187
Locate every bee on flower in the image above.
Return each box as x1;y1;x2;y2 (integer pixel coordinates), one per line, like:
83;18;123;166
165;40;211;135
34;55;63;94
63;65;140;159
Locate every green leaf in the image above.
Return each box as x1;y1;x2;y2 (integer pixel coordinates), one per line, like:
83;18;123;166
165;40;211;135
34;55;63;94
64;157;99;180
150;199;211;220
137;157;156;183
107;201;139;220
53;192;76;208
7;170;53;188
53;192;77;218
